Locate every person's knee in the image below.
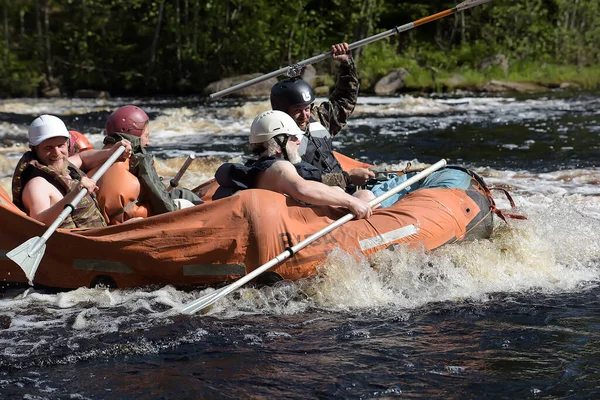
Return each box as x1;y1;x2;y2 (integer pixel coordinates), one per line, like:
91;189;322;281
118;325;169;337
353;189;375;203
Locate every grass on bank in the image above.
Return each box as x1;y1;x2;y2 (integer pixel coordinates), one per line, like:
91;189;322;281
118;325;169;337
356;41;600;92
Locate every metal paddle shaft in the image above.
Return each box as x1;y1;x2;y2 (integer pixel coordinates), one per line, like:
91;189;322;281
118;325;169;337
181;159;447;315
209;0;493;99
168;153;195;192
7;145;127;284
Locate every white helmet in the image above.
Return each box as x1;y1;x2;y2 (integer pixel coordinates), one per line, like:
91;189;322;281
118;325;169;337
29;114;70;146
249;110;303;144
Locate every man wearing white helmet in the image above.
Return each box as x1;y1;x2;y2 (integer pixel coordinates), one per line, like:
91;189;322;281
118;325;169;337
12;114;132;227
215;110;373;219
270;42;375;191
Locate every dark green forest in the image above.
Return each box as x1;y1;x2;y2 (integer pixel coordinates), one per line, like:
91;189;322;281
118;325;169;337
0;0;598;97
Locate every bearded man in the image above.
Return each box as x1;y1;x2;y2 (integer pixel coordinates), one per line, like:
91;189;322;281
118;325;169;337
270;42;375;191
214;110;373;219
12;114;132;228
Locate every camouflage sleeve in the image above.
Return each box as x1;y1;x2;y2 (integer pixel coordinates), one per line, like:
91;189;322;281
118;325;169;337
321;171;351;189
314;58;360;137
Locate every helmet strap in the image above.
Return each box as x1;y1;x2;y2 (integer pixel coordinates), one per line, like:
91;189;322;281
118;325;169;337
273;135;291;161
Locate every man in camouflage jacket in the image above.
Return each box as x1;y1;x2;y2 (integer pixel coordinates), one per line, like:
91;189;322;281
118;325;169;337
270;42;374;192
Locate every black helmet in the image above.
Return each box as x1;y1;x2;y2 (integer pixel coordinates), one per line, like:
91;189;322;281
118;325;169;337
270;78;315;112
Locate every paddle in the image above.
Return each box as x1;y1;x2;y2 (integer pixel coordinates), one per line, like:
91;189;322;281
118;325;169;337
7;145;127;285
209;0;493;99
168;153;195;192
180;159;447;315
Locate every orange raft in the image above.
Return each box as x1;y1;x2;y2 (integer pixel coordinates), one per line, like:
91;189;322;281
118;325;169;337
0;154;494;290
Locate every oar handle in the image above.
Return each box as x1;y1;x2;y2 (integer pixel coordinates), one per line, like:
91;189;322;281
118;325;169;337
181;159;447;315
168;153;195;192
209;0;493;99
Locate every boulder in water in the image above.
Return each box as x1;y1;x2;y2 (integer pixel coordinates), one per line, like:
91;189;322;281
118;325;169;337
204;74;278;97
483;80;546;93
374;68;409;95
74;89;111;99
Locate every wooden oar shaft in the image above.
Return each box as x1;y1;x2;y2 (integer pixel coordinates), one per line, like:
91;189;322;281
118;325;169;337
168;153;195;192
412;0;491;28
413;10;453;27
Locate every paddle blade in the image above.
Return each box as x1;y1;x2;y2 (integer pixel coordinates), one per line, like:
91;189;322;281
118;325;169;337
181;287;228;315
7;236;46;285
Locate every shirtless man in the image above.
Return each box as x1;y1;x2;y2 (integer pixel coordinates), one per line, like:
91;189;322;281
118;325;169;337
215;110;373;219
12;114;132;228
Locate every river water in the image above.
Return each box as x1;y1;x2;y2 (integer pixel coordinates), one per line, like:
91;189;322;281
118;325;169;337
0;91;599;398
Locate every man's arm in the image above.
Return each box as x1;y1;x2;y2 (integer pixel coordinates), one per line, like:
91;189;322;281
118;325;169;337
313;43;373;186
70;140;132;171
22;176;98;225
314;43;360;137
259;161;371;219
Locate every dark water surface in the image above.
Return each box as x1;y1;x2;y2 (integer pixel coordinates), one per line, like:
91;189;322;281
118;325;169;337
342;92;600;172
3;291;600;399
0;91;599;398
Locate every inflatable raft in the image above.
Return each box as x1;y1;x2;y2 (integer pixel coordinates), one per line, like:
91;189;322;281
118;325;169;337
0;154;495;290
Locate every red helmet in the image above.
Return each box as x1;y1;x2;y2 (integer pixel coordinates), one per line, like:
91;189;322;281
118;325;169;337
105;105;149;137
68;130;93;155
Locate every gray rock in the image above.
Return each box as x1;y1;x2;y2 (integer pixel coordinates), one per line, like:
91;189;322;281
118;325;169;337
559;82;581;90
43;87;61;98
374;68;409;95
483;80;546;92
74;89;111;99
446;74;467;87
313;86;329;96
204;74;278;97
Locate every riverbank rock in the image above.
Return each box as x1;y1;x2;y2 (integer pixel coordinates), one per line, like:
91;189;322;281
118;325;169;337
483;80;546;93
446;74;467;87
479;54;509;75
374;68;409;95
74;89;111;99
43;87;61;98
560;82;582;90
314;86;330;96
204;74;278;97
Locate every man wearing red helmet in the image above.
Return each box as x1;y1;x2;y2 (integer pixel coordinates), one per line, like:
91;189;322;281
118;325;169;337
93;105;202;224
104;105;152;148
68;130;93;155
270;42;375;192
